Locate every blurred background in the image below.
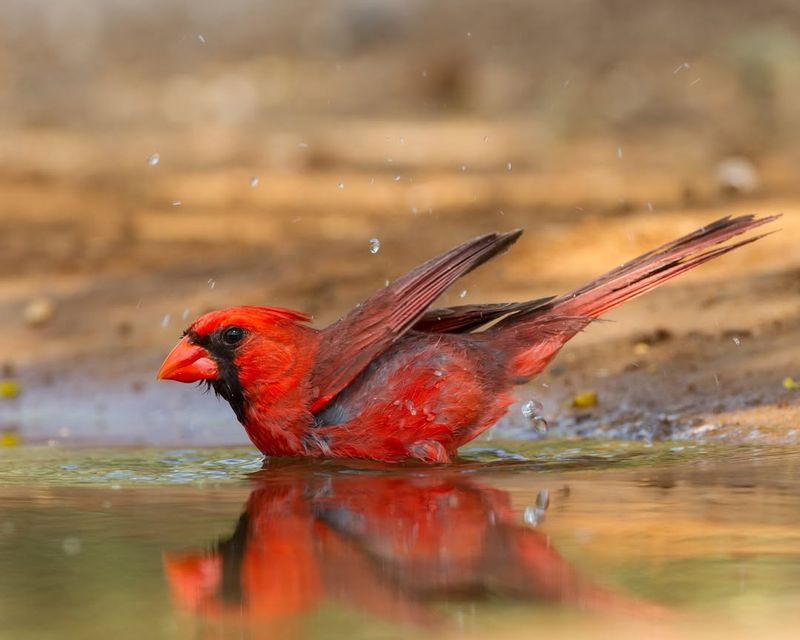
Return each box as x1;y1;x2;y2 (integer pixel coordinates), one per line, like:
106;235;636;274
0;0;798;445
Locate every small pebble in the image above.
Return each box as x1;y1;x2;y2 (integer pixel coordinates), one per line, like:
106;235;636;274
24;297;55;327
633;342;651;355
714;156;760;195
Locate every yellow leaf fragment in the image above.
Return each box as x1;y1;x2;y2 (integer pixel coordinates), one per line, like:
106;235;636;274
1;431;21;447
572;391;598;408
0;380;20;399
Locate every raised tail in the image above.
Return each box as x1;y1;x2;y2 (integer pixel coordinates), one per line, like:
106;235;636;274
490;214;779;380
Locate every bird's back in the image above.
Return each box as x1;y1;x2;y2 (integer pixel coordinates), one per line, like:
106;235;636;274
310;332;513;462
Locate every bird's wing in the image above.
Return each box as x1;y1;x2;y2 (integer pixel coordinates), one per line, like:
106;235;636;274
412;297;555;333
311;230;523;412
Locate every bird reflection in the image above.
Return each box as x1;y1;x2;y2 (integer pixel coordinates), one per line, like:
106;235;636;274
165;460;661;629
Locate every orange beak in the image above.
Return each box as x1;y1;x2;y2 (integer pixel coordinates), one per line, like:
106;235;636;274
157;336;219;382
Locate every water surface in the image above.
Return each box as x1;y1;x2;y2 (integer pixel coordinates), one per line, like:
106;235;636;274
2;441;800;639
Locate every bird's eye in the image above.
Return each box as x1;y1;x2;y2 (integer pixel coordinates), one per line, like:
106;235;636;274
221;326;245;346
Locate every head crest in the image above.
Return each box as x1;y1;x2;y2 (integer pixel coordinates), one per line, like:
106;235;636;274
189;306;311;336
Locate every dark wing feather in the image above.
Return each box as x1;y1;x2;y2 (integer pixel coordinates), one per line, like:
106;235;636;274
412;297;555;333
311;230;523;412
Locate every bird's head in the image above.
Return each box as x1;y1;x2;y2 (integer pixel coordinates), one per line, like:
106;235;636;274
157;306;313;422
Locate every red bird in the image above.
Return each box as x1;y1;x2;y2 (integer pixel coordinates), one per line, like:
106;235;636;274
158;215;775;462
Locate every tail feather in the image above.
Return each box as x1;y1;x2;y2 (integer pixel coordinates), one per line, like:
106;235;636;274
493;214;778;379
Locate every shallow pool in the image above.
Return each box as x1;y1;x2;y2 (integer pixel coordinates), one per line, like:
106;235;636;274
2;441;800;639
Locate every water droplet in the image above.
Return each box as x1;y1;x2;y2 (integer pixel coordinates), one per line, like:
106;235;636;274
181;308;190;320
147;153;160;166
421;69;428;77
62;537;82;556
394;175;401;182
524;490;549;526
369;238;381;254
172;201;182;207
483;135;489;143
459;289;467;299
506;161;512;171
207;278;216;289
521;400;547;432
466;31;472;37
460;164;467;172
161;314;171;328
521;400;540;419
673;62;691;74
249;176;259;188
523;506;541;526
616;146;623;159
298;142;309;148
733;336;741;346
647;202;654;212
337;182;345;189
399;137;405;145
536;489;550;510
197;34;206;44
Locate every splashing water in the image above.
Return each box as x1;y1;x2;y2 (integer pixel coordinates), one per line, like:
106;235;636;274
521;400;548;432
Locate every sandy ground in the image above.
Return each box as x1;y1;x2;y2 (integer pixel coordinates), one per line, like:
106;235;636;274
0;123;797;447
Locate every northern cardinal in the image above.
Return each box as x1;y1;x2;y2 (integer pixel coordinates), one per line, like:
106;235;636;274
164;462;664;629
158;215;776;462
